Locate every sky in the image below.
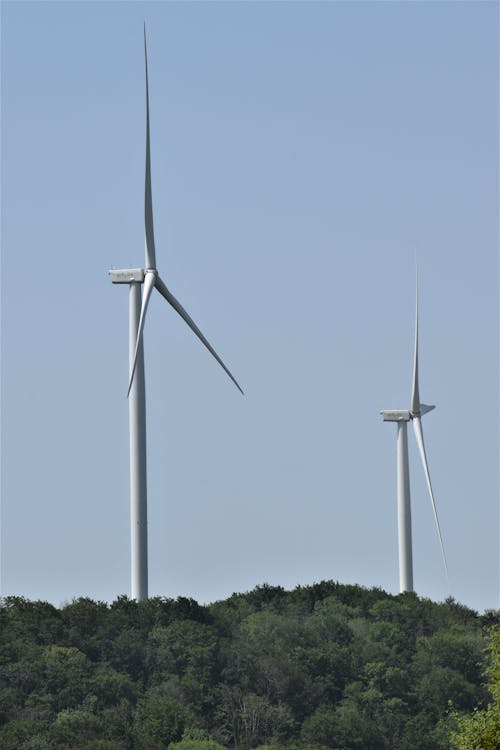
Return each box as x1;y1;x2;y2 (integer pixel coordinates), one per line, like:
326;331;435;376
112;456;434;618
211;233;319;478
1;1;498;614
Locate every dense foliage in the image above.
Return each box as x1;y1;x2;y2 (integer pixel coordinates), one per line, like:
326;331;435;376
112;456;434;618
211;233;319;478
1;582;498;750
450;626;500;749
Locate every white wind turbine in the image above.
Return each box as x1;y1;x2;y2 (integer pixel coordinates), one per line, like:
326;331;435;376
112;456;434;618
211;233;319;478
109;28;243;602
380;276;449;594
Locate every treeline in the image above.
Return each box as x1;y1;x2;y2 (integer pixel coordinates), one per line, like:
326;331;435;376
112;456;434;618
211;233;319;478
1;581;498;750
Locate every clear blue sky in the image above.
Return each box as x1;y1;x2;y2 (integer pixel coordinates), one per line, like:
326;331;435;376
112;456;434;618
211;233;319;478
1;1;498;613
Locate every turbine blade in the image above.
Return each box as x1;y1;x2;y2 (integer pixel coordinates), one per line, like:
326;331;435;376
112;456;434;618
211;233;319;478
144;25;156;270
127;271;156;396
411;272;420;414
412;416;450;592
155;275;244;395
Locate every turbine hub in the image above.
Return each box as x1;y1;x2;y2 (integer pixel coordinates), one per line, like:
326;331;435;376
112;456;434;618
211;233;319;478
412;403;435;417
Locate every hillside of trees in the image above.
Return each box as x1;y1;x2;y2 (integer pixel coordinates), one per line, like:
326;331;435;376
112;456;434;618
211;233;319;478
1;581;499;750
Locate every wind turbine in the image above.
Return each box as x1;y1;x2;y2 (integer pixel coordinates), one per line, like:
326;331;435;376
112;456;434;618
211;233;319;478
380;276;449;594
109;28;243;602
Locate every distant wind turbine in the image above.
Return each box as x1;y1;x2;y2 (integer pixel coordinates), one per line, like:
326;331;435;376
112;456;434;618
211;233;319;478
109;27;243;602
380;276;449;594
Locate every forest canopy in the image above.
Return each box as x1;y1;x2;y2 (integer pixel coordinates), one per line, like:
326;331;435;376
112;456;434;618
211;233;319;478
1;581;498;750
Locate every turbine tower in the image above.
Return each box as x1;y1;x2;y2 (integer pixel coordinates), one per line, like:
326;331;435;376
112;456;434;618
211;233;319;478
380;276;449;594
109;28;243;602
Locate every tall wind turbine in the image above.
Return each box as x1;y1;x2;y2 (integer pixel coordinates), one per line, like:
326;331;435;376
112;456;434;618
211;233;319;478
109;28;243;602
380;276;449;594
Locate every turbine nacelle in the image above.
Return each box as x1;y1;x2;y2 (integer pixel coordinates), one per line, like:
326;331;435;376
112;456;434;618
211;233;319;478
380;410;411;422
109;268;146;284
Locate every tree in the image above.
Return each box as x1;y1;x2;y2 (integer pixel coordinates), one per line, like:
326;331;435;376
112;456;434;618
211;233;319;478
0;584;496;750
168;727;226;750
216;686;294;748
450;626;500;750
300;706;337;747
133;692;189;750
0;720;49;750
48;708;103;747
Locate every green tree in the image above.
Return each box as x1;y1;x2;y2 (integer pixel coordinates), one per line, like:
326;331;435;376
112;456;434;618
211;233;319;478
226;610;317;718
133;692;189;750
62;597;109;660
300;706;337;747
450;627;500;750
0;584;496;750
168;727;226;750
48;708;103;747
43;645;92;712
0;720;49;750
216;687;293;748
